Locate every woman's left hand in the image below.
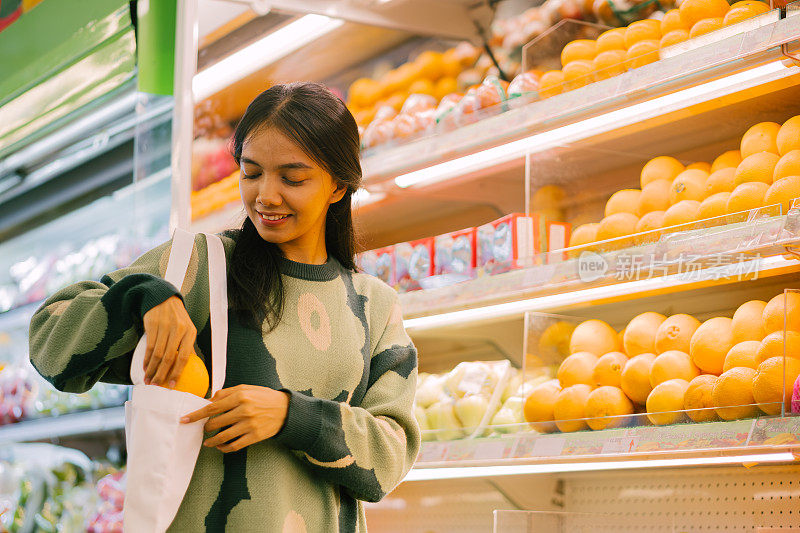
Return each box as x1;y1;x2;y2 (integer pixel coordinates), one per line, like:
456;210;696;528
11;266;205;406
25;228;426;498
181;384;289;453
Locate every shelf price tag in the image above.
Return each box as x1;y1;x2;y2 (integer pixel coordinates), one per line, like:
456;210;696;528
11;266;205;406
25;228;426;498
601;435;640;454
417;442;448;463
472;440;509;461
530;435;566;457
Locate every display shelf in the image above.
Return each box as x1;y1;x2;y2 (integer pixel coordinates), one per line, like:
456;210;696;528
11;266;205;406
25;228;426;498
410;415;800;475
0;406;125;446
401;207;800;331
360;11;800;186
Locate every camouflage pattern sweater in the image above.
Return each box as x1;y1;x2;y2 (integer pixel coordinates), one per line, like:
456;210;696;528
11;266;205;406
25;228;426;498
29;231;420;532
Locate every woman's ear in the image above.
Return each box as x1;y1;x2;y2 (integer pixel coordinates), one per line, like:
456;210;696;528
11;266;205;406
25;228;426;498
330;183;347;204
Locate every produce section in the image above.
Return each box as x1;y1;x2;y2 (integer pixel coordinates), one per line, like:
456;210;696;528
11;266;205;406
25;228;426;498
3;0;800;530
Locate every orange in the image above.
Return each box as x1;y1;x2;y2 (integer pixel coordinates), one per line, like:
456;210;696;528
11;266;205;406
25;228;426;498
726;182;769;214
670;169;709;204
706;168;737;195
593;351;629;387
408;78;436;97
687;161;712;173
173;353;210;398
698;192;731;220
415;51;444;81
689;17;724;38
650;350;701;387
656;314;702;354
562;60;595;89
624;20;662;49
538;321;576;361
753;356;800;414
624;312;668;356
442;48;463;77
597;212;639;241
553;384;594;432
596;28;627;53
711;150;743;173
605;189;642;216
532;184;567;210
690;317;735;375
638;179;673;214
723;341;762;372
569;223;599;249
434;77;459;100
661;9;688;34
663;200;701;227
646;378;690;425
762;292;800;334
585;386;634;430
524;379;562;433
732;300;767;344
756;331;800;365
538;70;565;99
684;374;719;422
765;176;800;212
660;30;690;48
724;1;771;26
641;156;685;188
570;319;622;356
625;40;660;70
636;211;666;233
740;121;781;158
774;151;800;181
593;50;628;80
557;352;599;387
734;151;781;186
777;116;800;156
679;0;731;29
561;40;598;67
712;367;758;420
621;353;657;404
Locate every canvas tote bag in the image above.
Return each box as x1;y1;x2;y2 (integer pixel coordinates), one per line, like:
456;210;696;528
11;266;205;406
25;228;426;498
123;228;227;532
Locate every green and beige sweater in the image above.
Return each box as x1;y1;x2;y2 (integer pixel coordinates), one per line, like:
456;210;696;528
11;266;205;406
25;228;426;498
29;230;420;532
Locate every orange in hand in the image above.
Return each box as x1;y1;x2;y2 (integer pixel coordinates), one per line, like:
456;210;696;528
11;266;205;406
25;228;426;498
172;353;210;398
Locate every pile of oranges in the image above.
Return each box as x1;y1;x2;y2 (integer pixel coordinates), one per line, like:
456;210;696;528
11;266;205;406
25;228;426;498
539;0;772;98
523;291;800;432
568;114;800;249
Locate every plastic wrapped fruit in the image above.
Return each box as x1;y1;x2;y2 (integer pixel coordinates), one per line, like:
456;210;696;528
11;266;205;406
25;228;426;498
507;71;541;108
400;93;437;115
476;76;509;110
361;120;395;149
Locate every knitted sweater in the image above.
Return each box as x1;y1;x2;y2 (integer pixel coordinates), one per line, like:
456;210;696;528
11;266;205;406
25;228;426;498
29;231;420;532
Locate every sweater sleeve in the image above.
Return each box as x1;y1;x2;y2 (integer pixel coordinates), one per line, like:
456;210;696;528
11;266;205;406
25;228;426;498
272;289;420;503
28;236;194;393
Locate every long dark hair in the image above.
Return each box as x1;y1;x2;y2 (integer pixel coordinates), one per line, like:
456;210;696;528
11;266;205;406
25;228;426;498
228;82;362;331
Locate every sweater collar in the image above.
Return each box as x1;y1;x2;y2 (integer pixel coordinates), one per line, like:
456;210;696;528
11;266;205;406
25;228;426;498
278;255;340;282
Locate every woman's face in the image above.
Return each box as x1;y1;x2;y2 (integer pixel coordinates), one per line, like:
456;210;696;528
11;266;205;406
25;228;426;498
239;127;346;258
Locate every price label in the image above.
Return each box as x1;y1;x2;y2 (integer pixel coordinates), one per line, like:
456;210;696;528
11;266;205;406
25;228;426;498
601;436;640;454
472;440;508;461
531;436;566;457
417;442;448;463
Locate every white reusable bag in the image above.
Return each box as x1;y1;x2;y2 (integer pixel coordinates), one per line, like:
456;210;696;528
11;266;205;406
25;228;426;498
123;228;228;533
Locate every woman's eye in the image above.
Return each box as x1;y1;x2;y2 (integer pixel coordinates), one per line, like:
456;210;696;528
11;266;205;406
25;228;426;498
242;171;260;180
282;177;303;186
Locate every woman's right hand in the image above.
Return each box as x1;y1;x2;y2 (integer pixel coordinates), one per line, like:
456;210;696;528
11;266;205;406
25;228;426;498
142;296;197;387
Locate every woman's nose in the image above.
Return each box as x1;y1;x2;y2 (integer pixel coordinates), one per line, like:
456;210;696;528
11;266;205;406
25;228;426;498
257;177;283;206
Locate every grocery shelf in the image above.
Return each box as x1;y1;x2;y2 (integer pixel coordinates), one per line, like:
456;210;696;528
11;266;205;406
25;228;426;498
0;406;125;446
360;11;800;187
407;415;800;480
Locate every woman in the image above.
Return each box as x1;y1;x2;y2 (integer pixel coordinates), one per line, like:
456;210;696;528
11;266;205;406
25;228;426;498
29;82;420;532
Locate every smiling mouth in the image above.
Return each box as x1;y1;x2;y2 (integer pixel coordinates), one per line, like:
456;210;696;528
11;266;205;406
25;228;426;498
259;213;291;221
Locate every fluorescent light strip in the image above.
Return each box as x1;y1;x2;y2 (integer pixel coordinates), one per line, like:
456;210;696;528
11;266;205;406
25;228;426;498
402;255;786;331
193;15;344;101
394;61;788;188
403;452;796;481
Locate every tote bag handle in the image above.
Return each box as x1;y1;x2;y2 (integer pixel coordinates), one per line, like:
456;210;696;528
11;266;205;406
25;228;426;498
129;229;227;394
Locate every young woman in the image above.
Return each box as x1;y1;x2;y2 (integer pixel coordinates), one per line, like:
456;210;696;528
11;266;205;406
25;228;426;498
29;82;420;532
